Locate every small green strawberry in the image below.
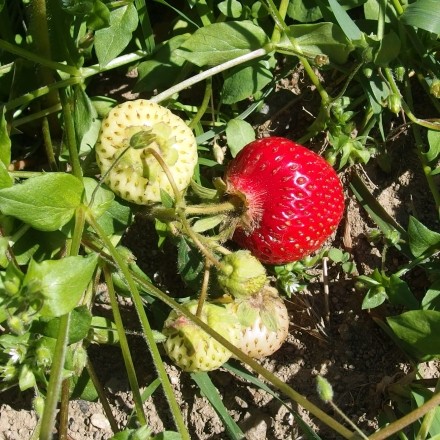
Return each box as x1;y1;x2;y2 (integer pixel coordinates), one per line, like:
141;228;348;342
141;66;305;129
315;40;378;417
217;250;267;298
163;301;240;372
95;99;198;204
230;286;289;359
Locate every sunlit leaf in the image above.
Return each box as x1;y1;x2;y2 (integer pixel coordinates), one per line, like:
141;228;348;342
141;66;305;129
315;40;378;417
175;21;269;67
0;173;83;231
94;3;138;67
387;310;440;360
225;118;255;157
408;216;440;257
25;254;98;317
222;60;273;104
401;0;440;34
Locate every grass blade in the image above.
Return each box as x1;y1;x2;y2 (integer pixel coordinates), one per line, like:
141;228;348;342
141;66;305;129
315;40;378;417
191;372;245;440
224;362;322;440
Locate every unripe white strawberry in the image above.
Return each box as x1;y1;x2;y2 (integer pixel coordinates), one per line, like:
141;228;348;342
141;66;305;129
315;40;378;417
230;286;289;359
163;301;240;372
217;250;267;298
95;99;198;204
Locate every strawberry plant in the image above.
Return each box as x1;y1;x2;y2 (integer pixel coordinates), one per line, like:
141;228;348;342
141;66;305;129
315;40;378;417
1;0;440;439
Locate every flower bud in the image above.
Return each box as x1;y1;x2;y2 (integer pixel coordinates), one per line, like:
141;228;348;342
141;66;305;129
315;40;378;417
217;250;267;298
387;94;401;114
430;79;440;98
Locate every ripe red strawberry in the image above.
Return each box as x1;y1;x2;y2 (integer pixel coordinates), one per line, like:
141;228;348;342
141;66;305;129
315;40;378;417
225;137;344;265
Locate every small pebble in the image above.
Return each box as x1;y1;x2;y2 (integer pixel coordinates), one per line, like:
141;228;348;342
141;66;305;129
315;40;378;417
90;413;111;430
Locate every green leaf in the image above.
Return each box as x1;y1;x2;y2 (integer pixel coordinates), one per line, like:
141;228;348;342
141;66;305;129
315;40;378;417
283;23;353;64
374;31;401;66
387;275;419;310
327;0;363;41
32;306;92;344
225;119;255;157
86;0;110;30
222;60;273;104
0;173;83;231
25;254;98;317
70;367;98;401
422;280;440;310
362;287;387;309
94;3;138;67
192;215;225;233
287;0;322;23
217;0;243;18
74;86;100;155
0;107;11;167
0;161;13;189
189;179;219;201
175;20;270;67
83;178;114;220
88;316;119;344
411;387;440;437
327;247;344;263
401;0;440;34
408;216;440;257
425;130;440;163
387;310;440;360
95;195;132;237
135;34;189;93
191;372;245;440
177;237;204;290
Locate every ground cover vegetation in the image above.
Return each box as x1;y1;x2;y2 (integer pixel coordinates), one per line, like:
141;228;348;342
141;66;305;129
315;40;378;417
1;0;440;439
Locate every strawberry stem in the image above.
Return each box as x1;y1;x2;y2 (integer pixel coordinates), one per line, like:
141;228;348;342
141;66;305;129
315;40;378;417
196;262;211;318
144;148;228;271
145;148;183;206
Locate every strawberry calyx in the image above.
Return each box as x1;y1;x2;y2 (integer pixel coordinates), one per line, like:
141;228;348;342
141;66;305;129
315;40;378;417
225;181;265;233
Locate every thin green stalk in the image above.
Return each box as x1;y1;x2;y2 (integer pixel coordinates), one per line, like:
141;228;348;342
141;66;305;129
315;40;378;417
0;39;78;76
129;271;356;439
369;390;440;440
4;76;81;112
385;68;440;131
59;87;82;179
59;379;70;440
42;116;58;171
189;78;212;129
391;0;404;15
81;51;150;79
196;262;211;318
415;377;440;440
38;314;71;440
11;103;62;129
265;0;330;104
328;401;369;440
87;215;190;440
86;358;120;433
102;264;148;426
151;48;269;104
270;0;290;44
403;74;440;216
377;0;386;41
38;207;86;440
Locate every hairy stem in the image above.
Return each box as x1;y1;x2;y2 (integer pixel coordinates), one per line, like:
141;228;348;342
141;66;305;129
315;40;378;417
151;48;269;104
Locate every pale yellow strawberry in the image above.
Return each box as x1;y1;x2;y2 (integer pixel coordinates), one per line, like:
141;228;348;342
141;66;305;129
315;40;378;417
230;286;289;359
95;99;198;204
163;301;240;372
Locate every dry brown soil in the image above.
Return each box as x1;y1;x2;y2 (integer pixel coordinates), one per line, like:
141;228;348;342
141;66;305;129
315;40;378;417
1;68;439;440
